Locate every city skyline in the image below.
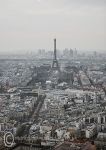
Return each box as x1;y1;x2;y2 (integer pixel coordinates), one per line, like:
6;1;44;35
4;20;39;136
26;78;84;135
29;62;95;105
0;0;106;53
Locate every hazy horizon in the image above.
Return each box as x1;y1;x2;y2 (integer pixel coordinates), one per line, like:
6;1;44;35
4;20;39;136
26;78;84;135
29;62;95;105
0;0;106;54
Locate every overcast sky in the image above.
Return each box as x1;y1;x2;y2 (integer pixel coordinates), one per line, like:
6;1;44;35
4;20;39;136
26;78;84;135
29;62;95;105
0;0;106;53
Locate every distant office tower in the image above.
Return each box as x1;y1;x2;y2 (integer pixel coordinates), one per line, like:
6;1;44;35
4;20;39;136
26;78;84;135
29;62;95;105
52;39;60;71
70;49;73;57
38;49;45;56
74;48;77;57
94;51;97;57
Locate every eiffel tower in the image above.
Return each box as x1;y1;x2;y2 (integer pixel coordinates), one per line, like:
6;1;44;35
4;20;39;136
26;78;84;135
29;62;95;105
52;38;60;71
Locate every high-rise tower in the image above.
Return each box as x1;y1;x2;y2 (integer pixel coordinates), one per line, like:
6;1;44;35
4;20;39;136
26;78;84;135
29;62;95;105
52;39;60;71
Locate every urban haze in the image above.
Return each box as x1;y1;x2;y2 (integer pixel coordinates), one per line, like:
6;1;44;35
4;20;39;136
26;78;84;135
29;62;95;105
0;0;106;150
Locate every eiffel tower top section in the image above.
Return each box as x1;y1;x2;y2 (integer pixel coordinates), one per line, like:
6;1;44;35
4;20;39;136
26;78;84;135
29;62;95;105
52;38;60;71
54;38;57;60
